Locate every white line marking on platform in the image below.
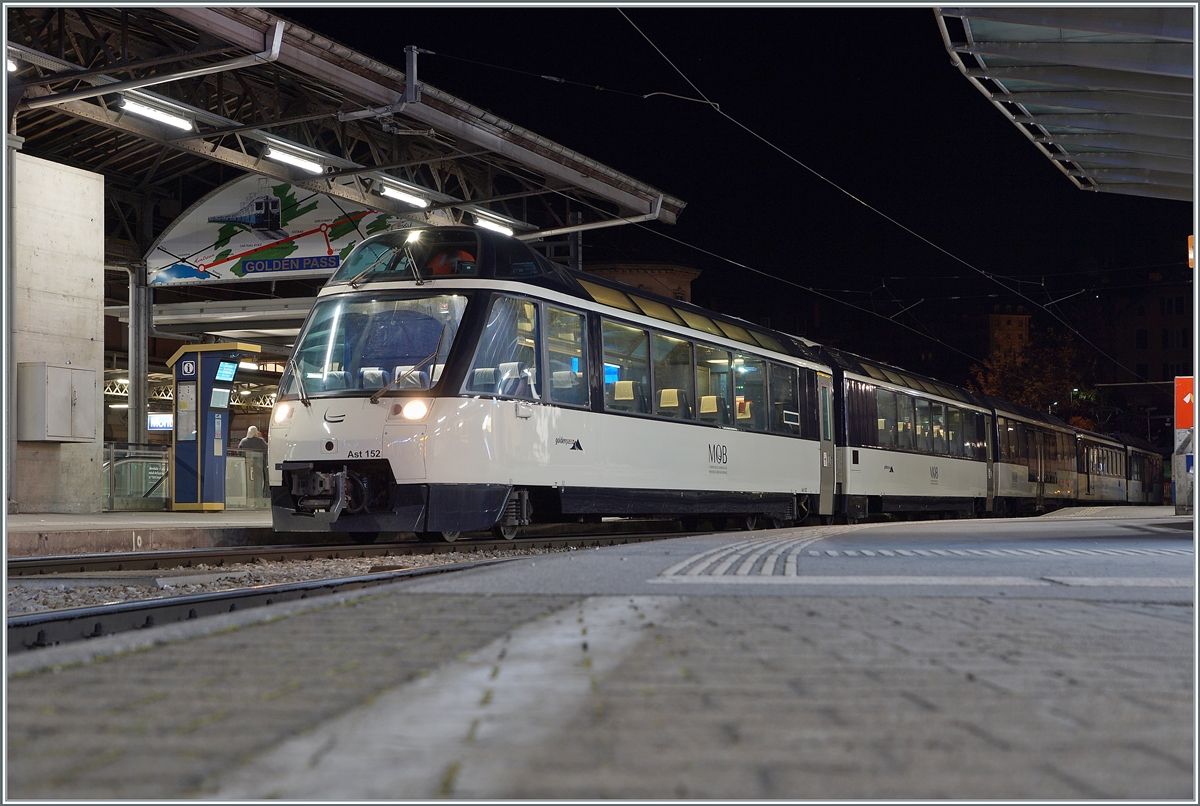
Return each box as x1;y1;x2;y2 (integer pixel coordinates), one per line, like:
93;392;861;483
1042;577;1193;587
212;595;683;800
649;575;1052;586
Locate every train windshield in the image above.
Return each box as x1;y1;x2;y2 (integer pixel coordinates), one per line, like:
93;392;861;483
279;293;468;398
327;229;481;286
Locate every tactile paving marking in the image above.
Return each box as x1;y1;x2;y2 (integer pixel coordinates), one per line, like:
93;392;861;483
653;526;1191;583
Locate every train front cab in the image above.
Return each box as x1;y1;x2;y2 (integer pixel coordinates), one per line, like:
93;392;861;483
269;226;840;540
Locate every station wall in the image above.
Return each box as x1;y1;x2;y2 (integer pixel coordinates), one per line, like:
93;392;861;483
12;152;105;513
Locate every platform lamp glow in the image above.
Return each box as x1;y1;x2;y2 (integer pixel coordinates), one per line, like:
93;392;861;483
167;342;261;511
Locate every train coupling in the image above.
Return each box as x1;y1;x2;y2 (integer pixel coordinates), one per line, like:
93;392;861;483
283;462;347;523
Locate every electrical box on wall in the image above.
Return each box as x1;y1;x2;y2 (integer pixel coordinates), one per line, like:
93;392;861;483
16;362;97;442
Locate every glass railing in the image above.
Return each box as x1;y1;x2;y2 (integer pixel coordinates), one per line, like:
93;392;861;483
102;443;171;511
225;448;271;510
102;443;272;511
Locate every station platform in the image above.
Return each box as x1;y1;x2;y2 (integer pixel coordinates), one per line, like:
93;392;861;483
5;505;1189;558
5;509;279;557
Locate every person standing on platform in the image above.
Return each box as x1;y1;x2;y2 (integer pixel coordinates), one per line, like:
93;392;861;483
238;426;269;499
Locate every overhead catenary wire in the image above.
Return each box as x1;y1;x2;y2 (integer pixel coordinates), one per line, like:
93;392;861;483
616;8;1150;385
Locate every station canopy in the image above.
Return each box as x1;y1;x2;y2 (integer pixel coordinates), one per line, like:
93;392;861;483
935;7;1193;202
6;7;685;350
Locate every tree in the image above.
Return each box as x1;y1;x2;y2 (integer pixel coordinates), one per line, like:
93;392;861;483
968;325;1095;418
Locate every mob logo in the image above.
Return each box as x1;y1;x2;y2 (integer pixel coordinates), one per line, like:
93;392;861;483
709;444;728;465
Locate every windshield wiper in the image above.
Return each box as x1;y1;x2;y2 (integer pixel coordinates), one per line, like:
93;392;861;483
286;356;312;407
369;326;446;404
348;247;399;288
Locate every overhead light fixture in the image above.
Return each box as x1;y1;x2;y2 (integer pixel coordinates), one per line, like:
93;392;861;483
238;361;259;371
379;184;429;208
120;97;194;131
108;403;130;409
6;59;16;73
474;215;513;237
263;146;325;174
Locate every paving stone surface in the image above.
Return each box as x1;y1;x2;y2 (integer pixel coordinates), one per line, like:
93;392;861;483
489;595;1192;800
6;593;578;799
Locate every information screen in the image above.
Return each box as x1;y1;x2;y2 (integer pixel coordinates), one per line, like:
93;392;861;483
215;361;238;382
210;387;232;409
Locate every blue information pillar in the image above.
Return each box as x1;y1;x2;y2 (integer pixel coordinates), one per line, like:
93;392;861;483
167;343;261;511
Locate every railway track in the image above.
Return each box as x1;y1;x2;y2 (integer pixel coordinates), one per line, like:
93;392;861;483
7;560;512;654
7;529;690;654
7;528;684;577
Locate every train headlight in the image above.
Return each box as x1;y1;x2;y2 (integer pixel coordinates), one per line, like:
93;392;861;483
397;399;430;421
273;402;293;424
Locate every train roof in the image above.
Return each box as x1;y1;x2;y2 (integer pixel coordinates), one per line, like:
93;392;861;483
332;226;828;367
1109;431;1164;454
820;346;987;408
980;395;1072;430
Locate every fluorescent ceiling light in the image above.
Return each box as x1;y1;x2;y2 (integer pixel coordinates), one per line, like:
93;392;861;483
120;97;193;131
264;147;325;174
6;59;16;72
379;185;429;208
474;216;513;237
238;361;259;371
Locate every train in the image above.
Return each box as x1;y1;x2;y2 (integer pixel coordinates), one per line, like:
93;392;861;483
267;224;1165;543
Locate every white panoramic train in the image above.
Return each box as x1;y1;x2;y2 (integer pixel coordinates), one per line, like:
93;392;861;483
268;225;1164;542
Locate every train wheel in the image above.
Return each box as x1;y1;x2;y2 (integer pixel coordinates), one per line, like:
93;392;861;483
739;514;758;531
350;532;379;544
492;523;519;540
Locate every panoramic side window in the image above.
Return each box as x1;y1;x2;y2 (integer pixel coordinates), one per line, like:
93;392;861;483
946;407;963;456
875;388;897;448
895;394;914;450
931;402;946;454
601;319;650;413
733;353;768;431
652;333;694;418
546;307;588;407
770;363;800;436
463;296;540;399
914;398;932;453
695;343;733;425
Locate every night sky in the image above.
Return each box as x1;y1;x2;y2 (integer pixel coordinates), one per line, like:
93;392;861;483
277;5;1192;384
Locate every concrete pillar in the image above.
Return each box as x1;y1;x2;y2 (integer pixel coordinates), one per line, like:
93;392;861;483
5;133;25;513
10;152;105;513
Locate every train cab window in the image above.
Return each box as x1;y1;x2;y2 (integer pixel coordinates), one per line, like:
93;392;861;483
732;353;768;431
652;333;694;418
895;394;914;450
770;364;801;436
875;389;897;448
546;307;588;407
286;294;467;398
601;319;650;413
931;402;946;455
946;407;963;456
695;343;733;425
463;296;540;399
914;399;932;453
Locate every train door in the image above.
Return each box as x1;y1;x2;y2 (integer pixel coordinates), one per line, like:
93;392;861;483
985;414;995;512
817;372;835;516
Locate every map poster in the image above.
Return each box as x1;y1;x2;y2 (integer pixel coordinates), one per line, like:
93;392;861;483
145;174;401;286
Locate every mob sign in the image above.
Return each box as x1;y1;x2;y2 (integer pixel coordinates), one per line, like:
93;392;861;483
167;342;261;511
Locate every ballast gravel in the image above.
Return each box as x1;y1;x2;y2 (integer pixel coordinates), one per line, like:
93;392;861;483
6;545;574;616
